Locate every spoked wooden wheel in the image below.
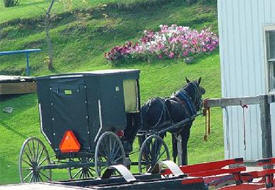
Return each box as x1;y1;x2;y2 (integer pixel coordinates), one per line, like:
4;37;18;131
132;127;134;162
68;157;96;180
95;131;126;177
19;137;52;183
138;135;170;174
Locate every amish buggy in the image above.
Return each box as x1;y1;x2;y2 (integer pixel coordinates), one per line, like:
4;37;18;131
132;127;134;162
19;69;141;182
18;69;205;183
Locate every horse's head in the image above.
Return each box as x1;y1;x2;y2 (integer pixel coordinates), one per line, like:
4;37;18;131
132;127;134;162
174;77;205;113
184;77;205;111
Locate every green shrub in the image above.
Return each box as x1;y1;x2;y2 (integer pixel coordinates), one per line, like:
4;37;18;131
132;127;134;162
3;0;19;7
185;0;216;5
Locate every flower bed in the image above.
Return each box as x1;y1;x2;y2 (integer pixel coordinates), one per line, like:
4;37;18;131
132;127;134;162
104;24;219;64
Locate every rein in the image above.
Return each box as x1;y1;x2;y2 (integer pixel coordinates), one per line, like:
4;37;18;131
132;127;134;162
203;100;211;141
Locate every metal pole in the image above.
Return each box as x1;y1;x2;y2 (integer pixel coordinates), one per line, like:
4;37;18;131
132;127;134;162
260;95;272;158
26;53;30;76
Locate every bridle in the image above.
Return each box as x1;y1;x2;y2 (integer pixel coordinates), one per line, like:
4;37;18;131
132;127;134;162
188;81;203;111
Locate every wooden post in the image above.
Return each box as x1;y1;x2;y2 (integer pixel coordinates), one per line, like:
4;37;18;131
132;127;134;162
177;134;183;165
259;95;272;158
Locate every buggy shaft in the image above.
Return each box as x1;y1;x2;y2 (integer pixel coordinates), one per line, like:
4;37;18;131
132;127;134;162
157;114;201;135
38;161;95;170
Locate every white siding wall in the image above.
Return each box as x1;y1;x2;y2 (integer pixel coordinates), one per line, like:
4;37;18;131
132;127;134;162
218;0;275;160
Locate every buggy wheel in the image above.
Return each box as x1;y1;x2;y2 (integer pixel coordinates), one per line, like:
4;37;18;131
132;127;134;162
95;131;126;177
68;158;96;180
138;135;170;174
19;137;52;183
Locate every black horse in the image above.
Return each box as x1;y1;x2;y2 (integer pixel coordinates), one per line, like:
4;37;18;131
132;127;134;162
123;77;205;166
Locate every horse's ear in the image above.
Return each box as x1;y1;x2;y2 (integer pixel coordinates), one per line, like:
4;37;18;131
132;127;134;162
198;77;202;85
185;77;190;83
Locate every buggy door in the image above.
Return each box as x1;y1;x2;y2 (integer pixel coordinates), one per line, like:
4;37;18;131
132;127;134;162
50;77;90;153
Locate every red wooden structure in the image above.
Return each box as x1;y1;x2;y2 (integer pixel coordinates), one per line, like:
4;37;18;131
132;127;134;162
161;157;275;189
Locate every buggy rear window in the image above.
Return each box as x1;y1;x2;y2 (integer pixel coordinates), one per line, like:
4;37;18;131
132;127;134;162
123;80;138;113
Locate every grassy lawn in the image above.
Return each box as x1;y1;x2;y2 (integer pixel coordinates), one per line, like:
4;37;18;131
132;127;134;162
0;0;159;24
0;0;223;184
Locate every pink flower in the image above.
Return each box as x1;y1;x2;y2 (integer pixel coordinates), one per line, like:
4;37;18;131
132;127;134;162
183;51;189;56
169;52;175;58
104;25;219;62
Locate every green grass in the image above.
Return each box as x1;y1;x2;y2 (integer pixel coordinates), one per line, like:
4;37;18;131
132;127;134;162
0;0;222;184
0;0;156;24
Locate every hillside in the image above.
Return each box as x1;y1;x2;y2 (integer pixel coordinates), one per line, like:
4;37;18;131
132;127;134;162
0;0;223;184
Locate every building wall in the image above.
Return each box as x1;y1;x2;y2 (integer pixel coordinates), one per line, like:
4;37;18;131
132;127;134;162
218;0;275;160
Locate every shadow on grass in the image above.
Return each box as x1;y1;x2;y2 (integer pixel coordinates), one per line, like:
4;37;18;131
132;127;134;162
0;94;38;139
0;121;28;139
0;94;23;101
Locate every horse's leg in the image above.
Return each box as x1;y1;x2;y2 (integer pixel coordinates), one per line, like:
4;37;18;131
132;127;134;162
172;133;178;163
180;125;191;165
123;113;141;154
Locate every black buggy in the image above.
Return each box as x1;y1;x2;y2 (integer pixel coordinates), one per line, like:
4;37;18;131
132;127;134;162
19;69;173;183
18;69;145;182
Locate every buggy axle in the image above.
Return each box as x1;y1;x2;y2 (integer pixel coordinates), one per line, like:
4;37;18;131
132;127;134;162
38;161;95;170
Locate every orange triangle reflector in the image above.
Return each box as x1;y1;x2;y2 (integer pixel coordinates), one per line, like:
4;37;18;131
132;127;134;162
59;130;80;153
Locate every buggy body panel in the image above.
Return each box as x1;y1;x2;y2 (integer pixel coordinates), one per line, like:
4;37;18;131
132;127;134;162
36;69;140;159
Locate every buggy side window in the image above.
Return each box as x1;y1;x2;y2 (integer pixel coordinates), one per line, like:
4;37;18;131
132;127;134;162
123;80;139;113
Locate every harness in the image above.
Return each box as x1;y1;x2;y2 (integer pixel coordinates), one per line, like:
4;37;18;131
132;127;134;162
174;90;196;117
173;82;201;117
142;97;172;130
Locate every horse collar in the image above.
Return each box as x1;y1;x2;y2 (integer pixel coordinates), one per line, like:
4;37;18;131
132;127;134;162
175;90;196;116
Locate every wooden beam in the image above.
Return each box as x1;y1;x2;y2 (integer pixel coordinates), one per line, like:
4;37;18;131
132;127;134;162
204;96;261;108
0;82;36;95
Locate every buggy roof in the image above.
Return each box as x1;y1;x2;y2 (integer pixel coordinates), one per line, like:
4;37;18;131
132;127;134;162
36;69;140;80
